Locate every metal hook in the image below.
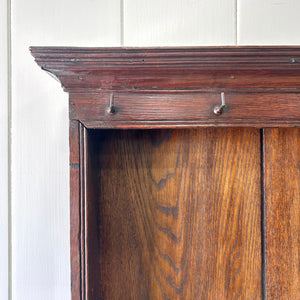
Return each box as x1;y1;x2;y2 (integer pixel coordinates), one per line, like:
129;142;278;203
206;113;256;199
107;93;116;114
214;92;226;115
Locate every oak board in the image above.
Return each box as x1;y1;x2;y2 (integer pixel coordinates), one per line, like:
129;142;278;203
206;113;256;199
85;128;261;299
264;128;300;299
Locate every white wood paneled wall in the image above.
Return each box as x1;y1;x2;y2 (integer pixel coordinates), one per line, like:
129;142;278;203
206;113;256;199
11;1;120;299
0;0;298;299
123;0;236;46
0;0;9;299
238;0;300;45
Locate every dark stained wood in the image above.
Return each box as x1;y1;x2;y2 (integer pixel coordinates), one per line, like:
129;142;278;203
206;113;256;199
69;120;81;300
30;47;300;92
264;128;300;299
31;47;300;127
79;123;88;300
84;128;262;299
31;69;300;91
70;120;79;165
85;127;101;299
29;46;300;68
70;91;300;128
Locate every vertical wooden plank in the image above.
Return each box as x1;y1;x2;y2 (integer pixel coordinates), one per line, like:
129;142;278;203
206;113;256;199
238;0;300;45
69;120;81;300
92;128;261;299
124;0;236;46
11;0;121;299
264;128;300;299
0;0;9;298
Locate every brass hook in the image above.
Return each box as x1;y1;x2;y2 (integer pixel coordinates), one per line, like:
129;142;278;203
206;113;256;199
214;92;226;115
107;93;116;114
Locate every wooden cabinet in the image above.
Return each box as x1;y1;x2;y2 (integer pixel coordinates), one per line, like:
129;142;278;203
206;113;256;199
31;47;300;300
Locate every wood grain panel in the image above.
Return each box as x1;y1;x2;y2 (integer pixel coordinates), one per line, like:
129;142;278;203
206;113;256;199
86;128;261;299
31;47;300;91
69;120;81;300
70;92;300;128
264;128;300;299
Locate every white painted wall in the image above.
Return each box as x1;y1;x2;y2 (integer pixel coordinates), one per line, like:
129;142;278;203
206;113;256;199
0;0;298;299
11;1;120;299
0;0;8;299
123;0;236;46
238;0;300;45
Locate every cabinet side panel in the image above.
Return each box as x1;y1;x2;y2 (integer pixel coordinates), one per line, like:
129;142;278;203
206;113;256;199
264;128;300;299
69;120;82;300
89;128;261;299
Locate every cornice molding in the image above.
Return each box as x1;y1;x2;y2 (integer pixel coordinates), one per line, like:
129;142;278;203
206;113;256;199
30;46;300;91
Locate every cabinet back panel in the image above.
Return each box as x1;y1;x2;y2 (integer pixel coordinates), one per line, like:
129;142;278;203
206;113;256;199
264;128;300;299
86;128;262;299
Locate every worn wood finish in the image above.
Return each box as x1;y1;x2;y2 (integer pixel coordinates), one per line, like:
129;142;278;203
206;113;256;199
30;47;300;93
70;91;300;128
69;120;90;300
30;46;300;71
31;47;300;299
69;120;81;300
84;128;262;299
31;47;300;127
264;128;300;299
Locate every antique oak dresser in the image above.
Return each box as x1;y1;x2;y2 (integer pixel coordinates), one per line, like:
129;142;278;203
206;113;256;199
31;47;300;300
